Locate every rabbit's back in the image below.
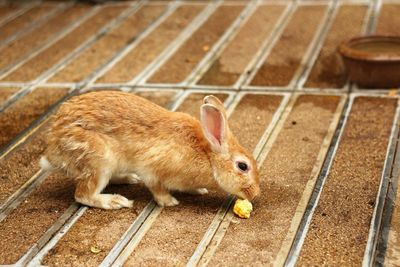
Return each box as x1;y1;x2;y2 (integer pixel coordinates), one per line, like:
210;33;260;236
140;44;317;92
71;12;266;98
50;91;171;136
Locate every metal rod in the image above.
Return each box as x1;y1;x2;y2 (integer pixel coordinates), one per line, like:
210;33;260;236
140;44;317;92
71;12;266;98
80;1;179;88
26;205;87;267
133;1;220;86
276;94;347;266
0;2;75;79
290;0;338;90
183;1;258;87
294;0;339;90
0;1;38;28
284;95;354;267
239;1;296;88
0;3;66;50
362;98;400;267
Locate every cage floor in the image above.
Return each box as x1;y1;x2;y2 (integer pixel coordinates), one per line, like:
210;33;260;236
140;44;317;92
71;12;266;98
0;0;400;266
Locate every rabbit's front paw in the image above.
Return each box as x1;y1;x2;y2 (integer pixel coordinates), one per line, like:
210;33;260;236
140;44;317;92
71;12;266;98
155;194;179;207
107;194;134;209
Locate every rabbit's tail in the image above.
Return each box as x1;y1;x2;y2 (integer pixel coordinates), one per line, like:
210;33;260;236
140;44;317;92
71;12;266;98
40;156;54;171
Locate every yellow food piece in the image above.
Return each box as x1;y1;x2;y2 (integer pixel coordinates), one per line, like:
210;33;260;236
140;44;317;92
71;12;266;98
90;246;101;254
233;199;253;219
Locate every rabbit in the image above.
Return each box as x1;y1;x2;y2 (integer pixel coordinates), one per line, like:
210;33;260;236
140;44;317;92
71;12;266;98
40;91;260;209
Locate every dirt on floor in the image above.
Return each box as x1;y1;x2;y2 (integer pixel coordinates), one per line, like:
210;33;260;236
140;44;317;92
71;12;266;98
0;125;48;205
0;5;57;43
250;5;326;87
297;97;397;266
0;172;75;265
49;4;167;83
0;5;21;19
147;4;244;84
209;95;340;265
197;4;286;86
0;5;90;71
304;5;367;89
0;88;68;150
97;4;205;84
3;6;126;82
125;94;283;266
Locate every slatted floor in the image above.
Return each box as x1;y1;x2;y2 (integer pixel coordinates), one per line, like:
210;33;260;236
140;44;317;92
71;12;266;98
0;0;399;266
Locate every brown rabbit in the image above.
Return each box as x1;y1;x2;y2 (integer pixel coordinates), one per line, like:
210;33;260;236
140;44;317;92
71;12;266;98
40;91;260;209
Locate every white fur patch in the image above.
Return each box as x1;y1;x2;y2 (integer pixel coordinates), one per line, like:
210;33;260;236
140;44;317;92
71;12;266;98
39;156;53;171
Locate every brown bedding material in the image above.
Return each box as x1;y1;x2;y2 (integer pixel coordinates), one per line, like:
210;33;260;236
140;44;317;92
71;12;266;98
297;97;396;266
48;4;167;83
3;6;126;82
0;88;68;150
209;95;340;265
0;172;75;264
250;5;326;87
97;4;205;83
0;5;57;43
0;5;90;71
198;5;286;86
147;4;244;84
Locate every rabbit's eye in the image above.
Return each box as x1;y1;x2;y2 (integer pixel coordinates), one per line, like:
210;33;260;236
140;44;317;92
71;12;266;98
237;162;248;172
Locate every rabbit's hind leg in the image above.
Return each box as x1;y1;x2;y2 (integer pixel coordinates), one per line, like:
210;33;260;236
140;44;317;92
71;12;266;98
75;170;133;210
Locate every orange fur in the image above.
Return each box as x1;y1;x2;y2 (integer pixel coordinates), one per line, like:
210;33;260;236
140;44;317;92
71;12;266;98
42;91;260;209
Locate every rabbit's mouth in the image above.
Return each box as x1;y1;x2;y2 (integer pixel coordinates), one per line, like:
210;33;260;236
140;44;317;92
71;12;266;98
241;185;260;201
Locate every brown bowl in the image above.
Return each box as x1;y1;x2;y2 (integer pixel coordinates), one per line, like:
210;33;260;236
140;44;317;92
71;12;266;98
338;35;400;88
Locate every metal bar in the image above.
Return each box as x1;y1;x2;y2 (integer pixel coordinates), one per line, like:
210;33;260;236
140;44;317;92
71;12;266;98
16;203;81;266
284;95;354;267
239;1;297;89
0;171;47;223
132;1;220;86
100;202;159;267
374;112;400;267
275;94;347;266
0;1;38;28
362;98;400;267
0;86;74;161
0;2;146;160
26;205;87;267
0;2;75;79
363;0;381;34
294;0;339;90
80;1;179;88
0;82;30;87
0;3;66;50
182;1;258;87
289;0;338;90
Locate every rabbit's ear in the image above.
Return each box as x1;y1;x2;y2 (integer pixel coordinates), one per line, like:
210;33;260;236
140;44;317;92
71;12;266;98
200;104;228;154
203;95;227;120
